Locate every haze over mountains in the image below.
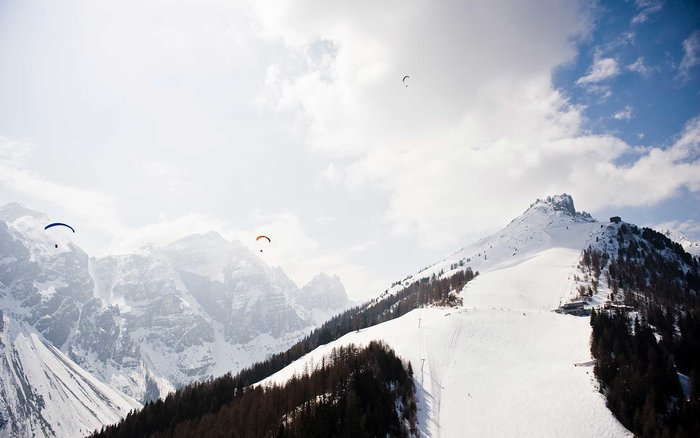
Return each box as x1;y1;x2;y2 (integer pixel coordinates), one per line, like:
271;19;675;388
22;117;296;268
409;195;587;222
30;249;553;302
0;203;349;437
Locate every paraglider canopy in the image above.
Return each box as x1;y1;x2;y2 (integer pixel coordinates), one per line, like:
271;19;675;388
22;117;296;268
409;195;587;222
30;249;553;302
256;235;271;252
45;223;75;233
45;222;75;249
402;75;410;87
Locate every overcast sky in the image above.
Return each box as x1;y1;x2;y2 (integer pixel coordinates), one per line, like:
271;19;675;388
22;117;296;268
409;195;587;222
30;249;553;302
1;0;698;300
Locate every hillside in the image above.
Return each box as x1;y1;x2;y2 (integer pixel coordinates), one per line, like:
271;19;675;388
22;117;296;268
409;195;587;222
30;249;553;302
264;247;630;437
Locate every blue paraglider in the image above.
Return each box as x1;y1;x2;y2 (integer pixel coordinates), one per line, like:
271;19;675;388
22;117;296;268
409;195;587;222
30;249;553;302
44;223;75;233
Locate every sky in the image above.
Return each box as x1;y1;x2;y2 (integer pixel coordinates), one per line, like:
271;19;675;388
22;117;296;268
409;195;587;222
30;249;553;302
0;0;699;301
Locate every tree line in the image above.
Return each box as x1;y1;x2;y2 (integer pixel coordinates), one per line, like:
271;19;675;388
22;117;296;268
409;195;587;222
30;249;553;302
94;341;417;438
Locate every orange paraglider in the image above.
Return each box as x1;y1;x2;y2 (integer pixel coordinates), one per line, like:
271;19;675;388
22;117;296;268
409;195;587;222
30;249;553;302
256;235;271;252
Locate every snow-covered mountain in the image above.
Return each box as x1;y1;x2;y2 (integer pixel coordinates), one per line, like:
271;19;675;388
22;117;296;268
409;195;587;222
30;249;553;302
293;273;349;325
654;227;700;256
0;316;140;437
262;194;634;436
0;202;350;437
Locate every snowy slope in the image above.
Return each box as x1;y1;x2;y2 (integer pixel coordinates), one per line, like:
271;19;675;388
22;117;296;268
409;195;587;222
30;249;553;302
0;316;140;437
262;195;631;437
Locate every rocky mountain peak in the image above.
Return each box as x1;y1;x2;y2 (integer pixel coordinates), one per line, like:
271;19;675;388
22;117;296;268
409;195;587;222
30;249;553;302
297;273;349;311
525;193;594;222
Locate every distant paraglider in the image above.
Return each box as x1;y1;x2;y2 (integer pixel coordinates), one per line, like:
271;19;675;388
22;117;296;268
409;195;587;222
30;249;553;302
402;75;410;87
256;235;271;252
45;222;75;249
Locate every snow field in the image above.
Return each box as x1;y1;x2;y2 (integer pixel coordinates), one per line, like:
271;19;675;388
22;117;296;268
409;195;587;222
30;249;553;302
1;319;141;437
263;245;631;437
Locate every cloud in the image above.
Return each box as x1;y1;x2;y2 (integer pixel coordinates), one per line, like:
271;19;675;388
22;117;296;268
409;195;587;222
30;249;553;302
576;52;620;85
613;106;634;120
107;213;225;255
3;0;697;302
627;57;651;76
632;0;664;25
252;1;700;250
0;136;123;233
679;30;700;80
653;219;700;237
318;163;343;186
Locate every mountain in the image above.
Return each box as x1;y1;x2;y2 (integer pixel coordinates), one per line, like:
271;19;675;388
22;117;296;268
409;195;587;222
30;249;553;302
293;273;350;325
96;194;653;437
0;316;141;437
654;227;700;256
0;203;350;437
263;194;632;437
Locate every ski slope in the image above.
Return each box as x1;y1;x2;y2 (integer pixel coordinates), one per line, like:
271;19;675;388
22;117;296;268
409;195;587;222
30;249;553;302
262;197;631;437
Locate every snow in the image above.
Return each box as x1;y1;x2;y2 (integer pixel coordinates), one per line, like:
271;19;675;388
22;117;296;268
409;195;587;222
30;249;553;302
263;255;630;436
0;256;17;265
32;279;68;302
678;373;690;399
0;318;141;437
261;196;632;437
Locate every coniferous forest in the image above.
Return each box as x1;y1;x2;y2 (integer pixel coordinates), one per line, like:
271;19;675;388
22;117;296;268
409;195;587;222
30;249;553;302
94;341;417;438
90;267;475;437
584;225;700;437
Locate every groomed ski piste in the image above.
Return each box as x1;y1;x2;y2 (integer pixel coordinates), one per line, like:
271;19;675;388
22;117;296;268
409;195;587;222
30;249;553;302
262;197;633;437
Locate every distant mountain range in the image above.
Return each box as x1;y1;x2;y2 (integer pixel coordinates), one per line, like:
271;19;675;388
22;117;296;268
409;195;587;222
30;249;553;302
0;203;349;437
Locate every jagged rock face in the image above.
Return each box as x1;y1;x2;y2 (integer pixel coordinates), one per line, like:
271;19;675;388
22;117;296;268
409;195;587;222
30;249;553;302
296;273;348;311
0;204;350;411
514;193;595;222
163;233;309;344
0;208;93;349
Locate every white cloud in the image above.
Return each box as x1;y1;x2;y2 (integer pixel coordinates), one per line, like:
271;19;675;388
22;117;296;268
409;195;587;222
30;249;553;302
252;1;700;250
3;0;698;302
576;52;620;85
613;106;634;120
632;0;664;25
0;137;123;233
679;30;700;80
627;57;651;76
318;163;343;186
107;213;225;255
